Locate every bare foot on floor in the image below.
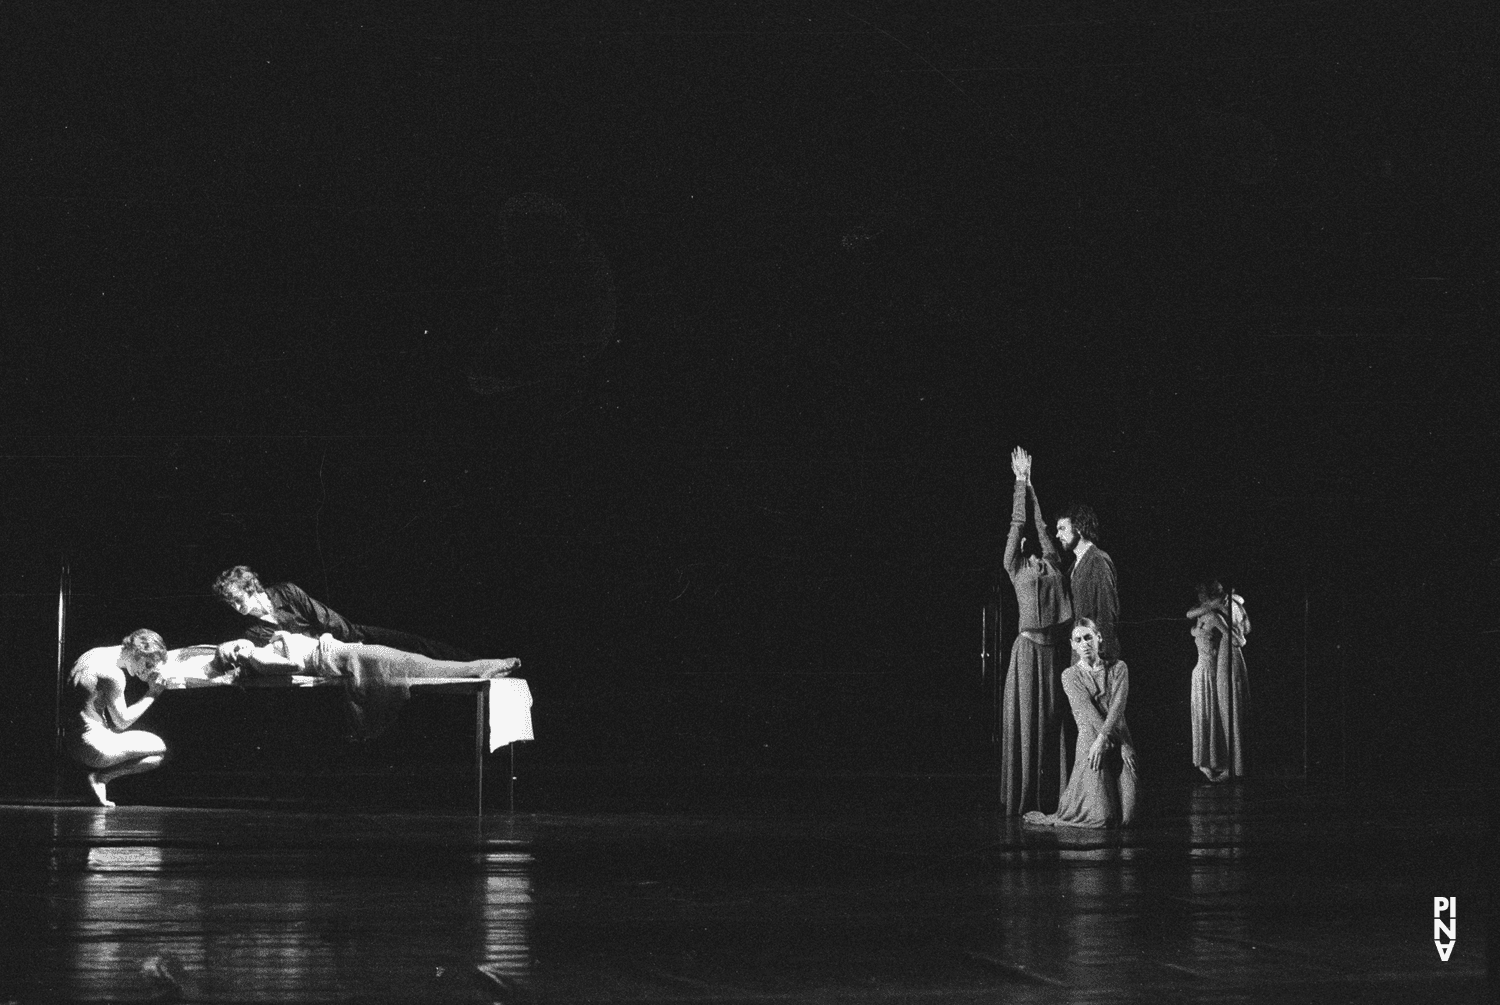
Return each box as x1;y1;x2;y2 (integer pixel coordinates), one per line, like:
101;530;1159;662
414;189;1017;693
86;772;115;808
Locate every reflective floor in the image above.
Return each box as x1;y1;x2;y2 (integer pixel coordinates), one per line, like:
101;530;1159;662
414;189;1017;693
0;780;1487;1003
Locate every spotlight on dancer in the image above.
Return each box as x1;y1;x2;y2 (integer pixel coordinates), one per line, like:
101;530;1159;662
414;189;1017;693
1024;618;1139;829
63;629;172;808
998;447;1072;816
1188;581;1250;783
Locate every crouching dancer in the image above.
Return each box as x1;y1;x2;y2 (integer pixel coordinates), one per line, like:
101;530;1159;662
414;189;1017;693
64;629;172;808
217;631;520;739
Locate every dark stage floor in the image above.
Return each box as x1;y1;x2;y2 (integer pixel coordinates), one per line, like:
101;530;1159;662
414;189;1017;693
0;780;1487;1003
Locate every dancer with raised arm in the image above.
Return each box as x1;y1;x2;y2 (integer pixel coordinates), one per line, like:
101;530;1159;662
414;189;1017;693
999;447;1072;815
1189;581;1250;782
63;629;172;808
1024;618;1138;828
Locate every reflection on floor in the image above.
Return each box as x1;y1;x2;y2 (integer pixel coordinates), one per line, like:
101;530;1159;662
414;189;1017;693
0;780;1488;1003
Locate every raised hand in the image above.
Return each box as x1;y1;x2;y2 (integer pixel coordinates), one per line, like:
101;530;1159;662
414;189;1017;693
1012;447;1033;483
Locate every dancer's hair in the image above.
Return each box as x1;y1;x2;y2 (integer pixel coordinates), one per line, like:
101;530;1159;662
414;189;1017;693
1197;580;1226;605
121;628;167;668
212;565;263;602
1060;503;1100;543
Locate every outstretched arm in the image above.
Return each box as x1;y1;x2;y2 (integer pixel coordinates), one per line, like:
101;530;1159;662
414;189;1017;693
1002;447;1030;575
277;582;359;642
1003;478;1027;577
1018;450;1060;563
220;638;305;676
1061;669;1107;737
1076;662;1130;770
1029;487;1060;564
1100;662;1135;772
1098;661;1129;739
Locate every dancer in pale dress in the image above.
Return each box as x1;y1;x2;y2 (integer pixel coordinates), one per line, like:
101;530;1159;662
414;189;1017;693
1024;619;1138;829
216;631;520;739
1189;582;1249;782
999;447;1072;815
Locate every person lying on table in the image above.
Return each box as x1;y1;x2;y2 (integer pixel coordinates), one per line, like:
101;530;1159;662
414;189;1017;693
213;631;520;740
213;565;473;661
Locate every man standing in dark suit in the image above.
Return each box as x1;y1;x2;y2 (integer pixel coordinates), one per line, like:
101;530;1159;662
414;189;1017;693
212;565;473;661
1055;504;1121;664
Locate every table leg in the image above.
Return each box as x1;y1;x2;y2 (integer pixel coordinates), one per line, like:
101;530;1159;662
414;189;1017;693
475;685;485;818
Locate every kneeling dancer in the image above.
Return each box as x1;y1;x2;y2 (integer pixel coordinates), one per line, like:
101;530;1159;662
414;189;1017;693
1024;618;1138;829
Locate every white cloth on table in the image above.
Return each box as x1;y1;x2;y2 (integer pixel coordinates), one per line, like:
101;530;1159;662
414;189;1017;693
486;678;533;751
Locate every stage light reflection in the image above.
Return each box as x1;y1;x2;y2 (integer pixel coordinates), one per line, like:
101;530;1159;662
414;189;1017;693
33;813;535;1003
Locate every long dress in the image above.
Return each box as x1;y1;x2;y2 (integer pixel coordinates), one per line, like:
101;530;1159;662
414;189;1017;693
157;637;519;741
1000;480;1073;815
1024;659;1138;828
1190;597;1249;778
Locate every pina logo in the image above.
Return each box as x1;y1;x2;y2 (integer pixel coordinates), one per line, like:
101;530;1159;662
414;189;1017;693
1433;897;1456;961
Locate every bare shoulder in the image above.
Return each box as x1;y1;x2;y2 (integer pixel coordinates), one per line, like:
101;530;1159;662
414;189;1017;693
72;645;123;678
72;646;121;672
70;647;124;689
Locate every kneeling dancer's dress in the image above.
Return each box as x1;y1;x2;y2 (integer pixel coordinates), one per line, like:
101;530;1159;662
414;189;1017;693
1024;658;1137;829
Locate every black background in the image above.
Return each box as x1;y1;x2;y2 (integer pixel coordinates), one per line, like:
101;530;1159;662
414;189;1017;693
2;2;1494;805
